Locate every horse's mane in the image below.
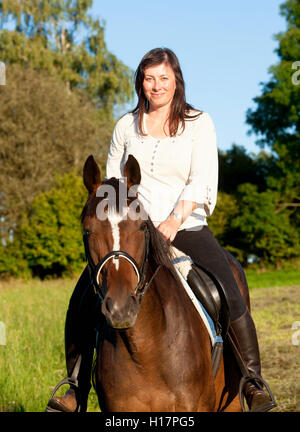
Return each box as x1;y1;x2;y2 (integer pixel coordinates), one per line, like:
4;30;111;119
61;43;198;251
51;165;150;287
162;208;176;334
143;218;182;286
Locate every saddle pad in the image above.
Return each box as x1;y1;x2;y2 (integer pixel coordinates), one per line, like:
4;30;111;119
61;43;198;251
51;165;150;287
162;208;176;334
171;246;223;347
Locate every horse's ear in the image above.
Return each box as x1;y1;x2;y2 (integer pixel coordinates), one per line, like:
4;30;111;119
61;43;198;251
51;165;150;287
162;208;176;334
124;155;141;188
83;155;101;194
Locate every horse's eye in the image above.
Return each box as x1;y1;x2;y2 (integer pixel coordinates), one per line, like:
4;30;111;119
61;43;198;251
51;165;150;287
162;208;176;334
84;229;91;236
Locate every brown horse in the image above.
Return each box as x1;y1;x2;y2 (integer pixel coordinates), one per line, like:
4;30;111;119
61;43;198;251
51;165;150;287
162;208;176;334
81;154;250;412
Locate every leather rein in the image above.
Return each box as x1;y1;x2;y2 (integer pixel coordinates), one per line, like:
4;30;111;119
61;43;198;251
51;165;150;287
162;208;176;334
83;224;161;303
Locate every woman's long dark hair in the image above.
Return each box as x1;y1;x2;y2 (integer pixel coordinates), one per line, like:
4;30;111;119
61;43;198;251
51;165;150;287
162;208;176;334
131;48;202;137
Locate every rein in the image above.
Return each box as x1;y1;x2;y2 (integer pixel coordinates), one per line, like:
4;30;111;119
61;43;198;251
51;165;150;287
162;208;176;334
83;224;161;303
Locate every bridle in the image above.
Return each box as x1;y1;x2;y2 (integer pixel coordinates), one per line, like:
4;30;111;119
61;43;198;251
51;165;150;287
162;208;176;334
83;223;160;303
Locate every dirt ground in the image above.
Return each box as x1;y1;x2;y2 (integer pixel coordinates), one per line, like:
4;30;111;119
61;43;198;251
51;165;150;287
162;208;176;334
250;285;300;412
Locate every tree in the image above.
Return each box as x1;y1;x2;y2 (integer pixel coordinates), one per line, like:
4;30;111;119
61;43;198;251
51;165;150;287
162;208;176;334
0;0;133;121
0;171;88;278
0;1;134;244
207;191;249;262
218;144;275;194
231;183;300;266
0;64;109;242
246;0;300;221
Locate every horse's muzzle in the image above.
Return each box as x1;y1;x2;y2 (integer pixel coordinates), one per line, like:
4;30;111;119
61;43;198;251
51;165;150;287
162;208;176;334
101;293;140;329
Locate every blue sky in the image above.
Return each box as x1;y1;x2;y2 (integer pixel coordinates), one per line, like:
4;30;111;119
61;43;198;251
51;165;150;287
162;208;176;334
89;0;286;154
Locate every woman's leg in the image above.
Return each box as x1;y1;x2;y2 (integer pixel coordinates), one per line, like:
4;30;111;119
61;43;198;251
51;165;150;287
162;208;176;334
172;225;245;320
47;266;98;412
172;226;276;411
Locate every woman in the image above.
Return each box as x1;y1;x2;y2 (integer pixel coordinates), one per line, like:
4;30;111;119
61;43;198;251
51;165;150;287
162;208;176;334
47;48;275;412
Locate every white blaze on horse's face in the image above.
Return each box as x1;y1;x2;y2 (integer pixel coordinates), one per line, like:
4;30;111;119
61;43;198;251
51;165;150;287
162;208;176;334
108;209;129;270
109;213;121;270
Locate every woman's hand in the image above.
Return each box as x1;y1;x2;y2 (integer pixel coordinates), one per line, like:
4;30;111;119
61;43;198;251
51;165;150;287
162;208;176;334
157;201;196;242
157;217;181;243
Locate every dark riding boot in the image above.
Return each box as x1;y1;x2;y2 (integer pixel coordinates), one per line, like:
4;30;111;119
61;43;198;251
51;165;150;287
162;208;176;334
229;309;277;412
46;344;94;412
46;267;98;412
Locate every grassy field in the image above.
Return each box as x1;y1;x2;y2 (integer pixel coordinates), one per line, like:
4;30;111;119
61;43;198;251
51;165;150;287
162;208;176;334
0;269;299;412
245;268;300;290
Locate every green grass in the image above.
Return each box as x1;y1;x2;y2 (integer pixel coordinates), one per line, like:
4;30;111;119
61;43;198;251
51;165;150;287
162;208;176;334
0;277;99;412
246;268;300;290
0;270;299;412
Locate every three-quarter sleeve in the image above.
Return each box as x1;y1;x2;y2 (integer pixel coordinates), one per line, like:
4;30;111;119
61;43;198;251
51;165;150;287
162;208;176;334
179;113;218;216
105;116;127;179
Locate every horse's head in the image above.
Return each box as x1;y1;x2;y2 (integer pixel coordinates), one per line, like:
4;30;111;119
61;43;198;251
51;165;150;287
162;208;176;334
81;154;150;329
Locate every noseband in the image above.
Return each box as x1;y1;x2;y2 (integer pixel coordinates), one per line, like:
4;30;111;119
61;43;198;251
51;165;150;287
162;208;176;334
83;224;160;302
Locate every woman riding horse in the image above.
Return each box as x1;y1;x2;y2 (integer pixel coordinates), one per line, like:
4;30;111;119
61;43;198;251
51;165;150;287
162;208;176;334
46;47;276;412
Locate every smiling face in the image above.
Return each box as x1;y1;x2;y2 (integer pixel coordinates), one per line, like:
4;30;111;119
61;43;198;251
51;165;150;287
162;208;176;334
142;62;177;111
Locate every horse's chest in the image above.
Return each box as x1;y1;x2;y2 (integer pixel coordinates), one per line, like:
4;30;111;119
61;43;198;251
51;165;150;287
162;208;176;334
103;385;176;412
97;348;211;412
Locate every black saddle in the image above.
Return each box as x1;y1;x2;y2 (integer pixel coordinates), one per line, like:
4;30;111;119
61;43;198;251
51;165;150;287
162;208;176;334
187;264;230;337
186;264;231;378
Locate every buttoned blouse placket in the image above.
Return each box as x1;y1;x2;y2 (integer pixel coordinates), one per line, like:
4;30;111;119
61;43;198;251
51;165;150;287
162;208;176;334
135;135;160;175
150;138;159;174
147;135;177;176
142;115;171;175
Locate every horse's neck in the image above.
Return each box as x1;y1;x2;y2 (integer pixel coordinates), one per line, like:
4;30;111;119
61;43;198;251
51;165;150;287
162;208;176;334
123;264;192;354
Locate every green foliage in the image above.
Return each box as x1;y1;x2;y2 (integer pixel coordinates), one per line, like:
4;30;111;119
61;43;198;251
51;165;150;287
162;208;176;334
211;145;296;265
0;0;133;120
221;0;300;266
0;64;110;241
218;145;275;193
20;171;88;277
208;191;238;238
0;0;134;250
0;240;30;279
231;183;300;265
0;171;89;278
246;0;300;212
208;191;246;263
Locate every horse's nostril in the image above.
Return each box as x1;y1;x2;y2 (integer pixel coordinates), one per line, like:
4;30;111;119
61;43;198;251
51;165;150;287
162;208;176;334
129;294;139;312
104;296;113;314
101;294;140;328
133;294;138;304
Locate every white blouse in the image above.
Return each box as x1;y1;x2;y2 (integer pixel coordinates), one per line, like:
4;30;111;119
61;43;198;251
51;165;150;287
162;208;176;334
105;111;218;231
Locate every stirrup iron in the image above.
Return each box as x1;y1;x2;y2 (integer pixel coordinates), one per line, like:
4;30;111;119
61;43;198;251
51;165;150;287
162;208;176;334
45;355;82;412
238;374;277;412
